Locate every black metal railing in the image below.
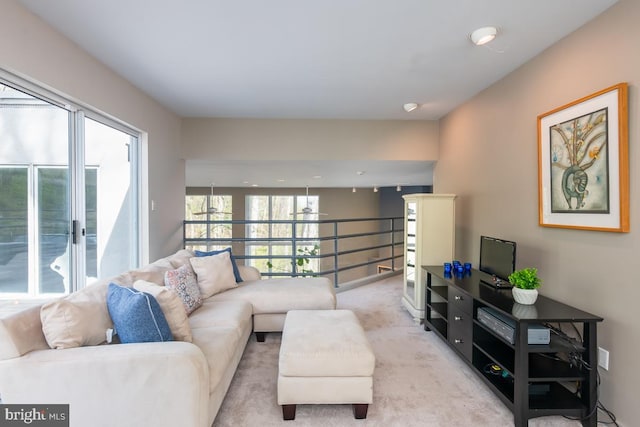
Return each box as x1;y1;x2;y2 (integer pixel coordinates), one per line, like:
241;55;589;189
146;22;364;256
183;216;404;287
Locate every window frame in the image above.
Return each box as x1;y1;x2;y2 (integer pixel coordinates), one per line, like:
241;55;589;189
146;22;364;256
0;69;144;296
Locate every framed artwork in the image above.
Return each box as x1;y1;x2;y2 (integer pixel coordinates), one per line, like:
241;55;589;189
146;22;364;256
538;83;629;232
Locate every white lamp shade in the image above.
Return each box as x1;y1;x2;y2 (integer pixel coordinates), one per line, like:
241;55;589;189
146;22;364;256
470;26;497;46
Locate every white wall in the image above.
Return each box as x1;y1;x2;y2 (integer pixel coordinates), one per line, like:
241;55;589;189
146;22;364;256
437;0;639;424
182;118;439;161
0;0;185;262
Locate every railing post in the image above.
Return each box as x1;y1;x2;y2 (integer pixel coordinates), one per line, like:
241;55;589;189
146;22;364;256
333;221;339;286
391;218;396;271
291;219;297;277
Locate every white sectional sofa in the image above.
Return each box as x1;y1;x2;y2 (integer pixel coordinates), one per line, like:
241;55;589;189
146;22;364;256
0;249;336;427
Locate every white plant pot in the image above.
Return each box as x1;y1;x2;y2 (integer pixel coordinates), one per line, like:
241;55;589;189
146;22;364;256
512;287;538;305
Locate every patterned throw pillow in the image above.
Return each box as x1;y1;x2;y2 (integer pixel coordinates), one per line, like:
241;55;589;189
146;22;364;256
164;264;202;315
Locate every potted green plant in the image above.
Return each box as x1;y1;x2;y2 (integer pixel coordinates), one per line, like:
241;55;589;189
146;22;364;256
508;267;541;305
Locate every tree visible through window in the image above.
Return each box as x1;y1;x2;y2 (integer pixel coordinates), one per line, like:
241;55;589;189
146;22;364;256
246;195;319;276
185;194;232;251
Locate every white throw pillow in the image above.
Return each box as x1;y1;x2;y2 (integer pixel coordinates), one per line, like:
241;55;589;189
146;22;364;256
40;282;112;349
133;280;193;342
189;251;237;298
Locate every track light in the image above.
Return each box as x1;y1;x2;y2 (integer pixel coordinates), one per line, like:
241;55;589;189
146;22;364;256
396;185;402;192
352;187;357;193
373;186;378;193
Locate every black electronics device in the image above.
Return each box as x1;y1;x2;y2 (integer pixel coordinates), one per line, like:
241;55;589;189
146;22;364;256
479;236;516;288
477;307;550;345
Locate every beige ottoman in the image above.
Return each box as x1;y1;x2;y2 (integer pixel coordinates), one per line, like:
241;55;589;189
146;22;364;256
277;310;375;420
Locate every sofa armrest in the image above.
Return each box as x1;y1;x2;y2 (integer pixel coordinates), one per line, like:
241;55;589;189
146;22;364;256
238;265;261;281
0;342;210;427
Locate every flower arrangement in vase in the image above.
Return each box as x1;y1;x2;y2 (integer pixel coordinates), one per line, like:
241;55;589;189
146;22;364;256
508;267;541;305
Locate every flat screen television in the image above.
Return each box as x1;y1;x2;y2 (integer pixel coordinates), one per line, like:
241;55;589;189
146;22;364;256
479;236;517;286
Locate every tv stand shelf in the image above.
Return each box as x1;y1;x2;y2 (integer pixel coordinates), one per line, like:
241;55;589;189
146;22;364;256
423;266;603;427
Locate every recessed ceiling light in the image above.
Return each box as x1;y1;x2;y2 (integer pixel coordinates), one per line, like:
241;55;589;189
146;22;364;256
403;102;419;113
313;175;322;179
470;26;497;46
251;184;259;187
277;179;285;182
356;171;365;175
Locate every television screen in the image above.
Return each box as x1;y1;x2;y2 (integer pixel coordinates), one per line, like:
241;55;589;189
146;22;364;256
479;236;516;283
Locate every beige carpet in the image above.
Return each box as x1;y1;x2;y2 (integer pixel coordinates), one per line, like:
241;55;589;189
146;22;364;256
213;276;580;426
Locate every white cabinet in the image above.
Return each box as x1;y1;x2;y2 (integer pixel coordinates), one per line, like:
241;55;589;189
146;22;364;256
402;194;456;323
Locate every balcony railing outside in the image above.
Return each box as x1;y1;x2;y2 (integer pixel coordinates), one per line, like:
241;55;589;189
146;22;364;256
183;217;404;287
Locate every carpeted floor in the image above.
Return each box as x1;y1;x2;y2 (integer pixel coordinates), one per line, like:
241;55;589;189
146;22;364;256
213;276;580;426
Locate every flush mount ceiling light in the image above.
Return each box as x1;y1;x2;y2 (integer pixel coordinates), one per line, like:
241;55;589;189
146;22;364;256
470;26;497;46
403;102;419;113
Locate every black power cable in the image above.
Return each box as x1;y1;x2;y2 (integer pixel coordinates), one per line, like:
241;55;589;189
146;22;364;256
542;323;619;426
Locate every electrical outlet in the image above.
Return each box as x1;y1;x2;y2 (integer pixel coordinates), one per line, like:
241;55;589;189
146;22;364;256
598;347;610;370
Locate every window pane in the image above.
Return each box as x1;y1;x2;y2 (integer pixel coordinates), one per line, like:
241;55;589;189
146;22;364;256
38;168;69;294
85;117;136;280
244;194;320;276
185;194;232;251
1;83;70;296
0;167;28;293
246;195;269;238
85;168;97;279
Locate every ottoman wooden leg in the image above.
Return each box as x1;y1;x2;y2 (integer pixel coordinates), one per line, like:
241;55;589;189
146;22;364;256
255;332;266;342
282;404;296;420
353;404;368;419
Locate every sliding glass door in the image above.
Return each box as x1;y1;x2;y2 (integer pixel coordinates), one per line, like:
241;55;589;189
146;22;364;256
0;80;139;297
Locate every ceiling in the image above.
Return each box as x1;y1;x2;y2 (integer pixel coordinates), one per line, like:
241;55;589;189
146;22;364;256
18;0;617;187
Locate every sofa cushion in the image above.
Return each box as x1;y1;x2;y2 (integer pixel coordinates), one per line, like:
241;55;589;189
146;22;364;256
164;264;202;315
195;248;243;282
191;326;243;393
40;281;112;349
188;299;253;339
134;280;192;342
189;251;237;299
107;284;173;344
209;277;336;314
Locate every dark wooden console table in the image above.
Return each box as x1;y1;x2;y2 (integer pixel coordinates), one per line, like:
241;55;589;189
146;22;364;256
423;266;603;427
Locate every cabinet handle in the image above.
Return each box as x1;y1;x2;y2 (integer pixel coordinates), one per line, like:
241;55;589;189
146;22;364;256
454;339;464;344
454;316;463;321
454;296;463;301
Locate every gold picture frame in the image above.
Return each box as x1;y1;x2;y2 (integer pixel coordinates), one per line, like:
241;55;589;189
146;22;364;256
538;83;629;232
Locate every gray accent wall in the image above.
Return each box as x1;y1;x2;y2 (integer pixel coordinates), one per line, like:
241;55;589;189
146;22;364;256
437;1;638;423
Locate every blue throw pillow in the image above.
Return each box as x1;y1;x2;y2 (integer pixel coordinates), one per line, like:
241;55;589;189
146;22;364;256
107;283;173;344
195;247;243;282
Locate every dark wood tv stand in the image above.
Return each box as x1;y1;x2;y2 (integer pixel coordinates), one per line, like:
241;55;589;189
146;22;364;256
423;266;603;427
